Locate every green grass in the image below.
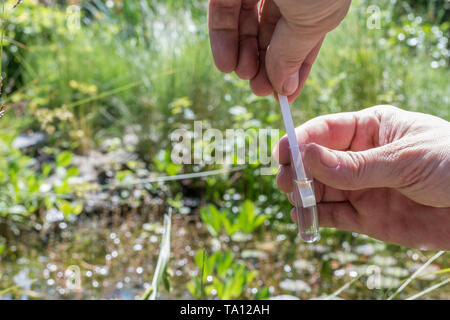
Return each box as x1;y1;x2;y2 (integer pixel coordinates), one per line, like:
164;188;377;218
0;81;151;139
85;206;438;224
10;0;448;156
141;209;172;300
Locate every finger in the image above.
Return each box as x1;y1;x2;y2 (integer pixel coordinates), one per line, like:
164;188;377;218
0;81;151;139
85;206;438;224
250;50;273;96
277;165;348;202
266;0;351;96
272;62;311;104
273;108;381;165
274;112;358;165
290;202;361;232
209;0;242;73
266;17;323;96
235;0;259;80
249;0;280;96
272;38;323;103
317;202;361;231
302;142;405;191
258;0;280;50
276;165;294;193
287;192;296;206
285;37;324;103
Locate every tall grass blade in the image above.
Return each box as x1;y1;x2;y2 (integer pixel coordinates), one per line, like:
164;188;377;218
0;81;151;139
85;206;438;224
388;251;445;300
414;268;450;279
141;208;172;300
200;249;206;299
325;274;363;299
406;278;450;300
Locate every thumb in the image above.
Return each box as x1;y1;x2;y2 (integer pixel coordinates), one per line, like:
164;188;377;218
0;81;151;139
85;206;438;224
265;17;322;96
266;0;351;96
303;143;403;190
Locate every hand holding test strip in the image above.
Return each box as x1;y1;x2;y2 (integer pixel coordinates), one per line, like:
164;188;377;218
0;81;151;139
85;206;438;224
278;95;320;242
209;0;450;250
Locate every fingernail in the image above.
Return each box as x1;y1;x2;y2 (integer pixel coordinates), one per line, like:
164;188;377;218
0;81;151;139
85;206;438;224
320;148;339;169
282;73;298;95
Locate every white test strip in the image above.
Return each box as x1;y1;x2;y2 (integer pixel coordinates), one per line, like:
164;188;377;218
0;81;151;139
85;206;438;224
278;94;316;208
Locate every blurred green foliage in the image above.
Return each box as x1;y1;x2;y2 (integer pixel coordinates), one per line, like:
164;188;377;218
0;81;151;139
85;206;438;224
200;201;269;237
0;133;84;221
188;249;261;300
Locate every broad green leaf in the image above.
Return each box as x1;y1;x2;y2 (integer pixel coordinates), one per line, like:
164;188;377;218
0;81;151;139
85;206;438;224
254;215;269;228
56;151;73;167
194;250;215;281
58;200;72;217
41;163;52;177
216;251;234;278
222;214;239;236
66;167;79;179
254;287;270;300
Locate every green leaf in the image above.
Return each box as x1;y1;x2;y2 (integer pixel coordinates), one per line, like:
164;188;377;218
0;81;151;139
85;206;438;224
236;200;267;234
41;163;52;177
254;215;269;228
162;268;171;292
194;250;215;281
254;287;270;300
216;250;234;278
222;214;239;236
58;200;72;217
56;151;73;167
200;205;224;236
166;163;182;176
213;277;227;300
116;170;132;182
194;250;204;269
152;156;165;172
187;277;202;298
26;175;40;193
238;200;254;233
66;167;79;179
228;264;246;298
167;193;183;209
55;181;70;194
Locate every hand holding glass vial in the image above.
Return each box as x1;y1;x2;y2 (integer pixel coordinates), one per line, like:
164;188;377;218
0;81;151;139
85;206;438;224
278;94;320;243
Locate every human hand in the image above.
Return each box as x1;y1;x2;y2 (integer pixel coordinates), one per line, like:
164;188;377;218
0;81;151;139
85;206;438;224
274;105;450;250
208;0;351;102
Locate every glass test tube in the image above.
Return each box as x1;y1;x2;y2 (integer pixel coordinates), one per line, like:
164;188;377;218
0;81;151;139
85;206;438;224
279;94;320;243
290;178;320;243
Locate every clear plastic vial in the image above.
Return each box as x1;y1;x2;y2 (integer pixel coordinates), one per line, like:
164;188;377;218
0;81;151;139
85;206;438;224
290;179;321;243
278;94;320;243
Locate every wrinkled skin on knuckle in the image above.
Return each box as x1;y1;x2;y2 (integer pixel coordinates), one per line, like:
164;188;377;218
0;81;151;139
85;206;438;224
395;143;430;189
341;151;368;189
428;140;450;205
372;106;450;206
373;105;409;144
376;143;406;186
399;137;450;206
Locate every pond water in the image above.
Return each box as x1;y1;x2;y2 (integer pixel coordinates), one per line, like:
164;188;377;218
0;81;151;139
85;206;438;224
1;207;448;300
